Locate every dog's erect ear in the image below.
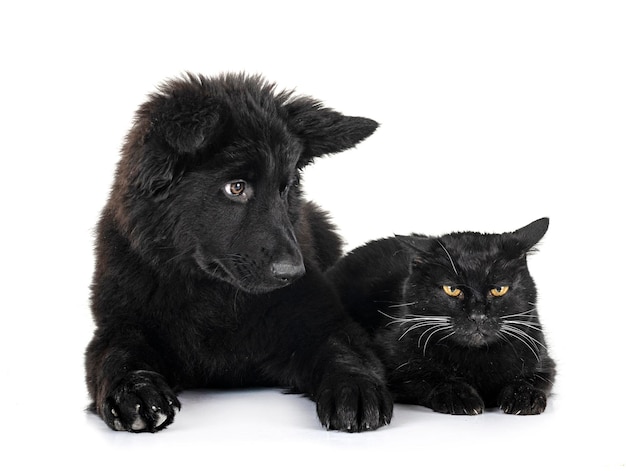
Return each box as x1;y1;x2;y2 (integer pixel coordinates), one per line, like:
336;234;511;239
284;97;378;164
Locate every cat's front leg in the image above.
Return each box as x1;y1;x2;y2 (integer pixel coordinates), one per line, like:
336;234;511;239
498;382;547;415
388;366;484;415
390;375;485;415
427;380;485;415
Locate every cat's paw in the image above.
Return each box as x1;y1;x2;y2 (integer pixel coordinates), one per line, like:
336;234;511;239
100;370;181;432
498;383;547;415
316;375;393;432
428;381;484;415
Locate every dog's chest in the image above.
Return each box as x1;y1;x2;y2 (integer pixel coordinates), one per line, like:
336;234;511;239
156;290;279;387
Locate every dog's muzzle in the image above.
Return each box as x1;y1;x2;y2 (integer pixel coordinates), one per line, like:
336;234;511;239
270;259;306;283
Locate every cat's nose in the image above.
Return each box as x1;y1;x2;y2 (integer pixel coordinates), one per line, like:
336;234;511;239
469;312;487;323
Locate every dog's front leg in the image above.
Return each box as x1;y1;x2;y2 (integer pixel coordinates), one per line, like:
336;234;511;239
311;327;394;432
269;272;394;432
85;329;180;432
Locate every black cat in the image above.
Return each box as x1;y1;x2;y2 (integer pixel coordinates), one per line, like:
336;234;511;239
327;218;556;415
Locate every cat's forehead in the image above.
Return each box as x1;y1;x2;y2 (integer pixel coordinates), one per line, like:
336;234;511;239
435;232;512;276
440;231;501;254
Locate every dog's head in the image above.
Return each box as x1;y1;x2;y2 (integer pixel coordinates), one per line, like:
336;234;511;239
111;73;377;293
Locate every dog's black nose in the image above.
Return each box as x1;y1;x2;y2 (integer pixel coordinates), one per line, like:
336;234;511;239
271;260;306;282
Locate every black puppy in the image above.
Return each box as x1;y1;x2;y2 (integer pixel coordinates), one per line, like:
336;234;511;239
86;73;392;433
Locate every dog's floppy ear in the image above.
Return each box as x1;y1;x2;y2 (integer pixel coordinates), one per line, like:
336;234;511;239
148;83;225;154
130;77;226;200
284;97;378;165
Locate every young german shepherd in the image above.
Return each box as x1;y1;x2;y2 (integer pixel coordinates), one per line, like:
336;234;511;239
86;73;392;433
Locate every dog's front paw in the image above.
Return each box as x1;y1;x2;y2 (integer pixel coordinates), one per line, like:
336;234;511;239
498;383;547;415
316;376;393;432
100;370;181;432
428;381;484;415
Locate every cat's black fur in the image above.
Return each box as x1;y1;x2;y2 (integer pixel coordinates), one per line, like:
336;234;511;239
327;219;555;415
85;73;393;433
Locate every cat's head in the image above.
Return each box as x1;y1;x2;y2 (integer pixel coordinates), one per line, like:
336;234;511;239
396;218;549;349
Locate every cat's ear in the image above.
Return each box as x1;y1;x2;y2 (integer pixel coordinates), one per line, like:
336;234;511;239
284;96;378;166
511;217;549;252
395;235;433;266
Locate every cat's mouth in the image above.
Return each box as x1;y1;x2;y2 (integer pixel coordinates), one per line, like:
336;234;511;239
457;324;500;347
465;331;490;347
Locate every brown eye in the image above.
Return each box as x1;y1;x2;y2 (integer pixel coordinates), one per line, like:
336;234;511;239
224;181;246;197
443;285;462;297
223;180;253;202
223;180;250;198
490;286;510;297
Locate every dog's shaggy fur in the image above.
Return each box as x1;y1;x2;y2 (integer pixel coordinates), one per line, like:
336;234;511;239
86;73;393;433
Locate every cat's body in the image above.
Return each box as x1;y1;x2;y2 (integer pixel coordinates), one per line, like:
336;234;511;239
327;218;555;415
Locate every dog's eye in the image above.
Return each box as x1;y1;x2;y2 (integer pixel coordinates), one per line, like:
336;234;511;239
227;181;245;195
223;180;251;200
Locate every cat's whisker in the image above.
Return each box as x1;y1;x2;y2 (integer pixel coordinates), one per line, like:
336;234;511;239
416;322;451;346
379;309;450;322
500;326;542;361
422;325;454;356
392;316;449;324
398;320;450;341
394;361;411;371
379;312;407;325
399;322;443;340
500;308;537;319
496;331;518;353
378;310;413;323
501;324;539;344
536;373;555;386
406;316;451;322
503;325;546;351
503;320;543;331
387;301;419;308
379;310;449;329
436;329;456;344
501;329;540;362
416;323;443;345
437;240;459;276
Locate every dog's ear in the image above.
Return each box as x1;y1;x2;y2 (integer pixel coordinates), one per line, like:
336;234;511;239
130;78;226;200
284;97;378;165
148;86;225;154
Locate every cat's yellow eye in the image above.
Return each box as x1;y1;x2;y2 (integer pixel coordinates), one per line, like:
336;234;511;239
443;285;462;297
490;286;510;297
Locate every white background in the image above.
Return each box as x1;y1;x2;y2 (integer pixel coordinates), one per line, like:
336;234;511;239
1;1;624;469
